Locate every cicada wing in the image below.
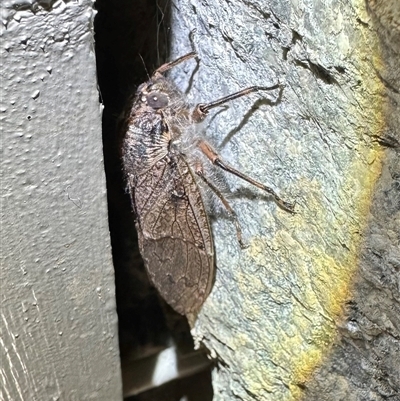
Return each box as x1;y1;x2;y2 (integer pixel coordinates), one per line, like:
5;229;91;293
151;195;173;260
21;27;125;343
131;156;214;316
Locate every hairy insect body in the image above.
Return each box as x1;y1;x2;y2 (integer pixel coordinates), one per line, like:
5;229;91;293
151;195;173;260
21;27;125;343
122;53;294;318
123;73;215;316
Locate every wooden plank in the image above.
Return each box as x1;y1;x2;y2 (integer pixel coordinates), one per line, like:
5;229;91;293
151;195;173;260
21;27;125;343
1;1;122;400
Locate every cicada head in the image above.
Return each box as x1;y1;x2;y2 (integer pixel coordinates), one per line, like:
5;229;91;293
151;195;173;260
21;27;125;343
134;73;188;115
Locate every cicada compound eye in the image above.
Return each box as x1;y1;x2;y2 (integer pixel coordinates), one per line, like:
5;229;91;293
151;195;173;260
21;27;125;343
146;91;169;109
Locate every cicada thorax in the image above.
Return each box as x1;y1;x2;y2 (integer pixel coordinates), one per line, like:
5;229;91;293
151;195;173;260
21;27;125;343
123;75;194;174
122;114;166;178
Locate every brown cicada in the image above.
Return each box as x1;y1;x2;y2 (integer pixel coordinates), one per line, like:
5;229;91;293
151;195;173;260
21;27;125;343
122;52;294;318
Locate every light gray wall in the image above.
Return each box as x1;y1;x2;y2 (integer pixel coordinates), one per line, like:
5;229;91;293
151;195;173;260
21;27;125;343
1;1;122;400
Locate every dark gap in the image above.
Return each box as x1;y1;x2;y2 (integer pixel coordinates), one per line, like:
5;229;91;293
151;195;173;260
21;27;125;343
294;59;338;85
334;65;346;74
282;47;290;60
281;30;302;61
291;29;303;44
125;370;213;401
93;1;213;399
372;133;400;148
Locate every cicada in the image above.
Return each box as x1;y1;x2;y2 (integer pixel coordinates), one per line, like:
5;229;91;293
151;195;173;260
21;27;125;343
122;53;294;318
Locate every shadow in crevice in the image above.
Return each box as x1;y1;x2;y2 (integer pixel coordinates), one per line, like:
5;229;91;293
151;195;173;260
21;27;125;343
94;1;213;399
219;85;284;149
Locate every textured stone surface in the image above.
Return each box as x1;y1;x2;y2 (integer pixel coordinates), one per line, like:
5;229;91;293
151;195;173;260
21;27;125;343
303;1;400;400
163;0;400;400
1;1;122;400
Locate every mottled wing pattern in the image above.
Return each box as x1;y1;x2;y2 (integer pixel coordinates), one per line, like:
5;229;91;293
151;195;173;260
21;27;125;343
130;155;214;316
